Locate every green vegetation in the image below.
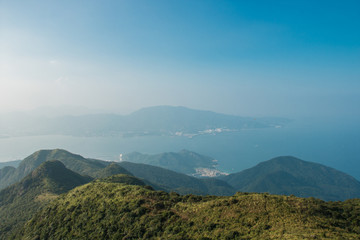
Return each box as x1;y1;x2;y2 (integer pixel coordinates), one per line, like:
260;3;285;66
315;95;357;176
118;161;235;196
221;156;360;201
4;150;360;201
95;174;146;186
122;150;217;175
94;163;133;178
15;176;360;239
0;149;235;195
0;166;16;187
0;149;110;190
0;160;91;239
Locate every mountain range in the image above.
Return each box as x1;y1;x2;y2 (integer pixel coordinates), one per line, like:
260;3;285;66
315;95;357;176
0;149;235;196
0;106;290;137
1;149;360;239
1;149;360;201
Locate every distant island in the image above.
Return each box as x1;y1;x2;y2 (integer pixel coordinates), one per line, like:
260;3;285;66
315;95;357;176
0;106;290;138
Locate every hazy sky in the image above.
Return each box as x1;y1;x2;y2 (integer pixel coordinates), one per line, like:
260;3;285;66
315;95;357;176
1;0;359;118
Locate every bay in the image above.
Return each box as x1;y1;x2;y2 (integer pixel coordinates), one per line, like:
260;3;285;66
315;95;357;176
0;120;359;180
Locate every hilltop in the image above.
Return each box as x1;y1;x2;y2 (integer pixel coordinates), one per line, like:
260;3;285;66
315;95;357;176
221;156;360;201
0;149;113;189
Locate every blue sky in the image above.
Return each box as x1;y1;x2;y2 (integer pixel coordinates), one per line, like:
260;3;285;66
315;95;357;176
1;0;359;118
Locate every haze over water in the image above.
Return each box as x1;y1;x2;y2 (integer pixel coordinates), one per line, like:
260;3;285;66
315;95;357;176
1;1;359;179
1;118;359;181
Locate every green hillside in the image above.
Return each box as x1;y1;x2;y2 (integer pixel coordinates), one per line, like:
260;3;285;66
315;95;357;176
94;163;133;178
221;156;360;201
4;150;360;201
0;166;16;186
0;160;92;239
15;177;360;239
0;149;111;189
0;149;235;196
118;161;235;196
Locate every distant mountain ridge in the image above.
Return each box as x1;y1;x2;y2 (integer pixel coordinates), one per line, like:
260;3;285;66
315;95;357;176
2;149;360;201
220;156;360;201
122;149;227;176
118;161;235;196
0;105;290;137
0;149;235;196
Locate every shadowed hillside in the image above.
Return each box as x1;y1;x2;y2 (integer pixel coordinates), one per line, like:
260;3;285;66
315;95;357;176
0;149;110;189
0;161;92;239
1;149;235;196
118;161;235;196
221;156;360;201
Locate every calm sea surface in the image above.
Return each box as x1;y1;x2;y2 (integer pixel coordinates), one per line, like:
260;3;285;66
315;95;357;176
1;120;359;180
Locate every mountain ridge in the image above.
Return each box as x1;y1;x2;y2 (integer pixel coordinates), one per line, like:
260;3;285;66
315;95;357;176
2;149;360;201
0;149;235;196
0;149;112;189
221;156;360;201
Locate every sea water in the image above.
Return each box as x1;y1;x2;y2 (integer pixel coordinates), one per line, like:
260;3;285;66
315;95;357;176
0;120;359;180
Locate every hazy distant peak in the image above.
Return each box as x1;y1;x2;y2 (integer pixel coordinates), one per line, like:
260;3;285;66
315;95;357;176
130;105;216;116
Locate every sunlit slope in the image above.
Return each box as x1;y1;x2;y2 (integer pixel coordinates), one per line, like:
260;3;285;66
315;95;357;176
16;176;360;239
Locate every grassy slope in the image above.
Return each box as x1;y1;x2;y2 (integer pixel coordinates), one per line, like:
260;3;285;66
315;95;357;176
16;178;360;240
